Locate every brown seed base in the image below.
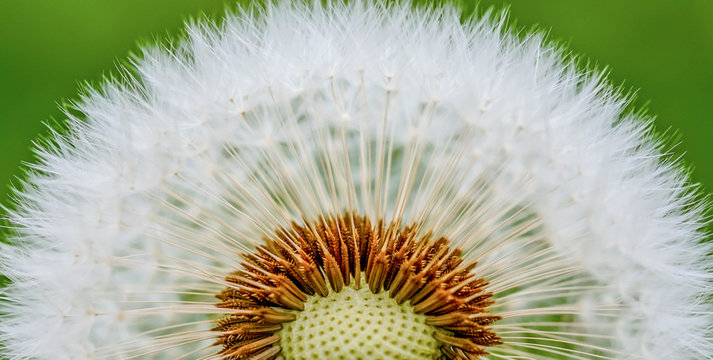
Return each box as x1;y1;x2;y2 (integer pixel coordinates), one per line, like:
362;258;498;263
214;213;501;359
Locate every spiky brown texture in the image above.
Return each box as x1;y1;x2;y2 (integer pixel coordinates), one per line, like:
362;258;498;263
214;214;501;359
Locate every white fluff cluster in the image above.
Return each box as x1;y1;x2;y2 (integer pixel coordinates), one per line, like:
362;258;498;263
1;2;711;359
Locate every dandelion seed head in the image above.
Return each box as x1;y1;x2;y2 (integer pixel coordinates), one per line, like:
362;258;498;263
1;1;712;360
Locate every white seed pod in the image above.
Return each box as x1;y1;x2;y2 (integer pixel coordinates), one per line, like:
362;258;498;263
1;2;711;360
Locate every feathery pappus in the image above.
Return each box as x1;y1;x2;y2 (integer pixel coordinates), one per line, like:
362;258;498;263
1;1;711;359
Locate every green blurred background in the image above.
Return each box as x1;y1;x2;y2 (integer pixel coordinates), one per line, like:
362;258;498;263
1;0;712;204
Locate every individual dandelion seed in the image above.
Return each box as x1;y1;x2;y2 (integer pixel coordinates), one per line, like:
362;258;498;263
1;1;712;360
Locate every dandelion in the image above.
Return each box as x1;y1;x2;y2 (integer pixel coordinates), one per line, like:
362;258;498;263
1;1;711;359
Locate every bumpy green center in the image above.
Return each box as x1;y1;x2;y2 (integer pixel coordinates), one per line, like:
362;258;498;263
278;285;441;359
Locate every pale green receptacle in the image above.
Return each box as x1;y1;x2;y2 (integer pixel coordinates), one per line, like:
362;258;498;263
279;285;441;360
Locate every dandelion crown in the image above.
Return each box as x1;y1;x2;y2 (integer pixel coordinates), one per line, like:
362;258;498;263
1;1;711;360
